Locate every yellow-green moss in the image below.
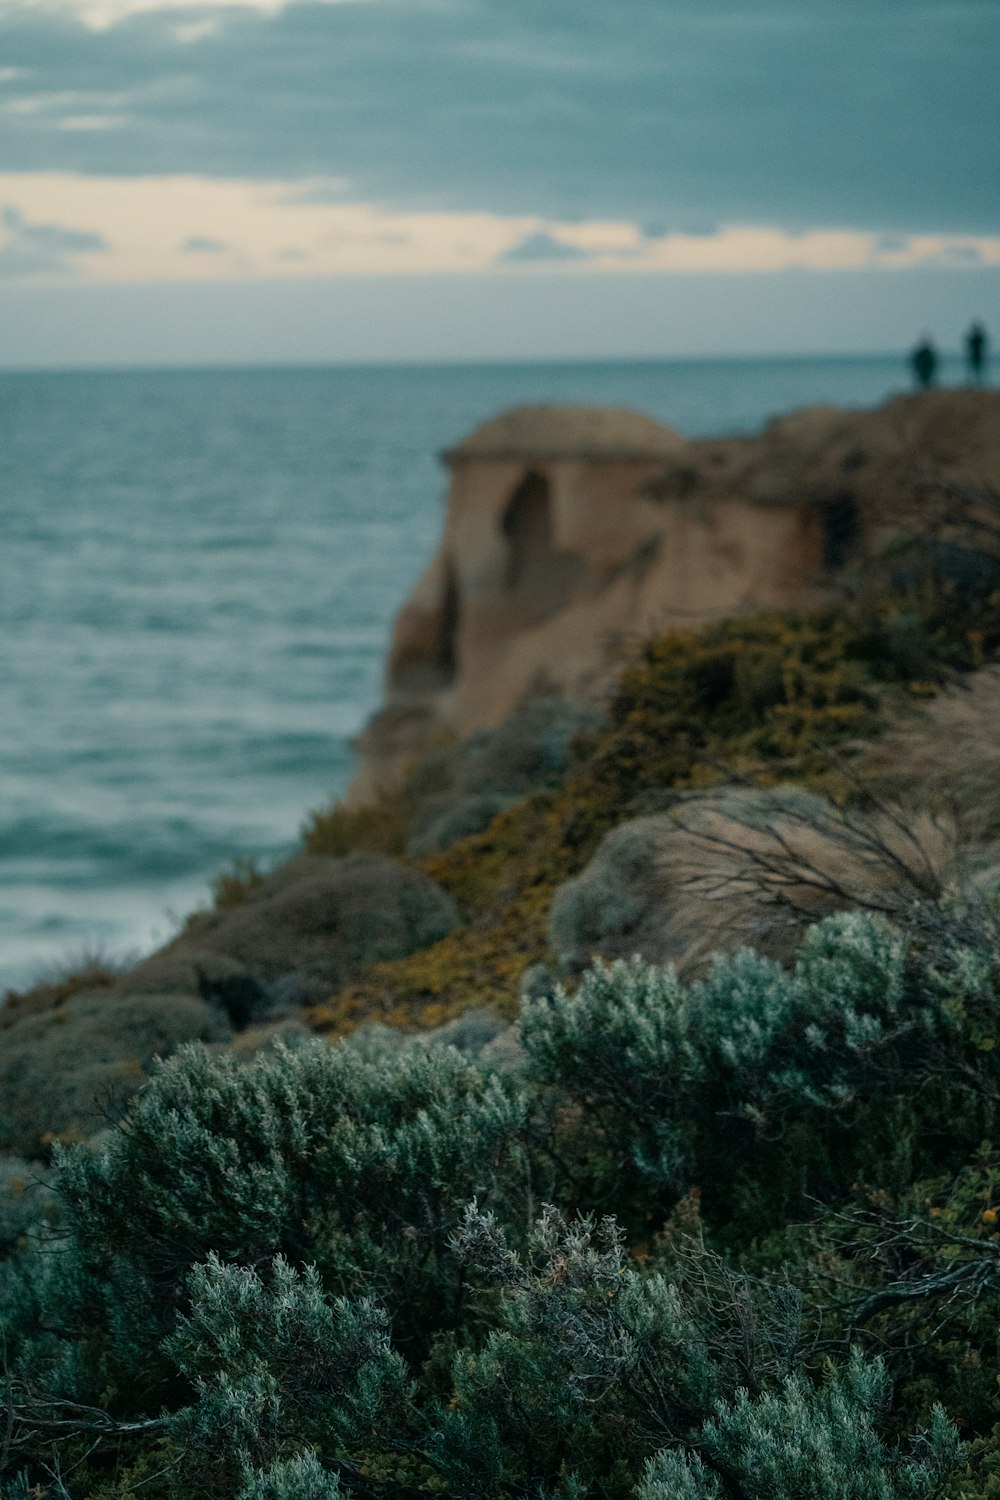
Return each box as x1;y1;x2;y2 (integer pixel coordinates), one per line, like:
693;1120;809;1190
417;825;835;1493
302;787;416;859
210;856;266;910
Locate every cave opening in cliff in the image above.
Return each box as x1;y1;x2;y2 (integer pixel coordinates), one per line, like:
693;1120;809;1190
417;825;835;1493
500;469;590;621
821;493;861;571
502;469;553;592
438;558;460;683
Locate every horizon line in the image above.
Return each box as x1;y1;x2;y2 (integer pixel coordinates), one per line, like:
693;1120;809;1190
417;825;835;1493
0;348;968;378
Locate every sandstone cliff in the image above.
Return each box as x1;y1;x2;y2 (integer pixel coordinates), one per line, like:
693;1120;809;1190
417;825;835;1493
351;389;1000;802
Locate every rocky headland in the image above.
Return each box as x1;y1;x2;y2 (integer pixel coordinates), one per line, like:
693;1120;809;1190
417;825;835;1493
3;385;1000;1155
3;386;1000;1499
353;388;1000;801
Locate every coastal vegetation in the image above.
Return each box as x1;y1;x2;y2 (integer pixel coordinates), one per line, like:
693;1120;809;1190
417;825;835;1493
4;477;1000;1495
2;895;1000;1497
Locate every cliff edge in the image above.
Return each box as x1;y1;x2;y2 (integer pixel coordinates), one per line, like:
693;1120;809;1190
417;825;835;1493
350;388;1000;803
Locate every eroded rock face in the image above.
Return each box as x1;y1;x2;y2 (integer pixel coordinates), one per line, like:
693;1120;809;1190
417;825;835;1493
352;390;1000;803
548;785;956;976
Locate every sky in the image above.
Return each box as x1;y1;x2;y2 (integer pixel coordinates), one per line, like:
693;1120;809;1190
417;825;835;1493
0;0;998;366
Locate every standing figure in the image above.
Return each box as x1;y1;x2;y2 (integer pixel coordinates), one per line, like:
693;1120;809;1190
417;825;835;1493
965;321;988;383
910;336;938;390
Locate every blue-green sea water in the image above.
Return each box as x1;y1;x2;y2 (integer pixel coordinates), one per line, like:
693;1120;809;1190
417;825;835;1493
0;355;970;988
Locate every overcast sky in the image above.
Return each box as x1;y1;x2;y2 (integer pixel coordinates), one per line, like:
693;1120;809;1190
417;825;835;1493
1;0;998;365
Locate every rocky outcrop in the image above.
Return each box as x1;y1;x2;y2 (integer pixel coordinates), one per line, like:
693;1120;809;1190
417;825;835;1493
352;390;1000;802
0;987;231;1154
0;853;462;1153
127;853;460;1000
404;694;601;856
548;784;956;976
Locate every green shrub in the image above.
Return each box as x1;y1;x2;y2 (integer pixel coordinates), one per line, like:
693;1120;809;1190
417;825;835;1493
0;1156;53;1252
438;1203;719;1491
238;1452;344;1500
0;987;230;1157
175;854;460;989
166;1255;411;1492
4;904;1000;1498
439;1206;960;1500
53;1038;526;1366
639;1352;960;1500
523;910;995;1227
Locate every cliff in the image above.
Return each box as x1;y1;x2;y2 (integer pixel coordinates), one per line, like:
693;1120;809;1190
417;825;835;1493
351;388;1000;802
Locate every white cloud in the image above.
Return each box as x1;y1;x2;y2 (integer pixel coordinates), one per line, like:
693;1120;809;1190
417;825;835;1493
57;113;128;129
1;0;367;31
1;88;129;132
1;171;998;284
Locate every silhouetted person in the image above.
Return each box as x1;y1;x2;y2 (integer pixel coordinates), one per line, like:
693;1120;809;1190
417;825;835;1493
966;321;988;383
911;336;938;390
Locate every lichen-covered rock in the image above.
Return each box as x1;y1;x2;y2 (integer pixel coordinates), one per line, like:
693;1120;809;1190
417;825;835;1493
0;989;230;1156
141;853;459;992
549;784;955;974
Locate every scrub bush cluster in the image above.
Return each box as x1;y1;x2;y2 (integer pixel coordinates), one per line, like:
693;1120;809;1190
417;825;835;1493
3;904;1000;1498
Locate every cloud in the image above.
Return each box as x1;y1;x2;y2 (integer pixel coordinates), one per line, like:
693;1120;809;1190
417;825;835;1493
499;231;592;263
281;177;351;204
0;86;129;130
931;244;985;266
3;173;999;287
10;0;372;31
172;17;221;42
0;171;536;279
875;233;910;254
0;0;996;240
0;202;108;273
182;233;227;251
644;221;718;241
57;112;125;129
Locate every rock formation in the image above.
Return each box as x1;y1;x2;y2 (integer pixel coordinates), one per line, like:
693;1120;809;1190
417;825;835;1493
126;853;459;998
351;389;1000;802
0;854;460;1152
548;784;955;977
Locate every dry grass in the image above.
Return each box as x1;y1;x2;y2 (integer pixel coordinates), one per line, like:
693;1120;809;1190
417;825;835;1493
859;664;1000;847
549;783;957;975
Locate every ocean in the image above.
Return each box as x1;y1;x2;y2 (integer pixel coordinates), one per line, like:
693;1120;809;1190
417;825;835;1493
0;354;967;989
